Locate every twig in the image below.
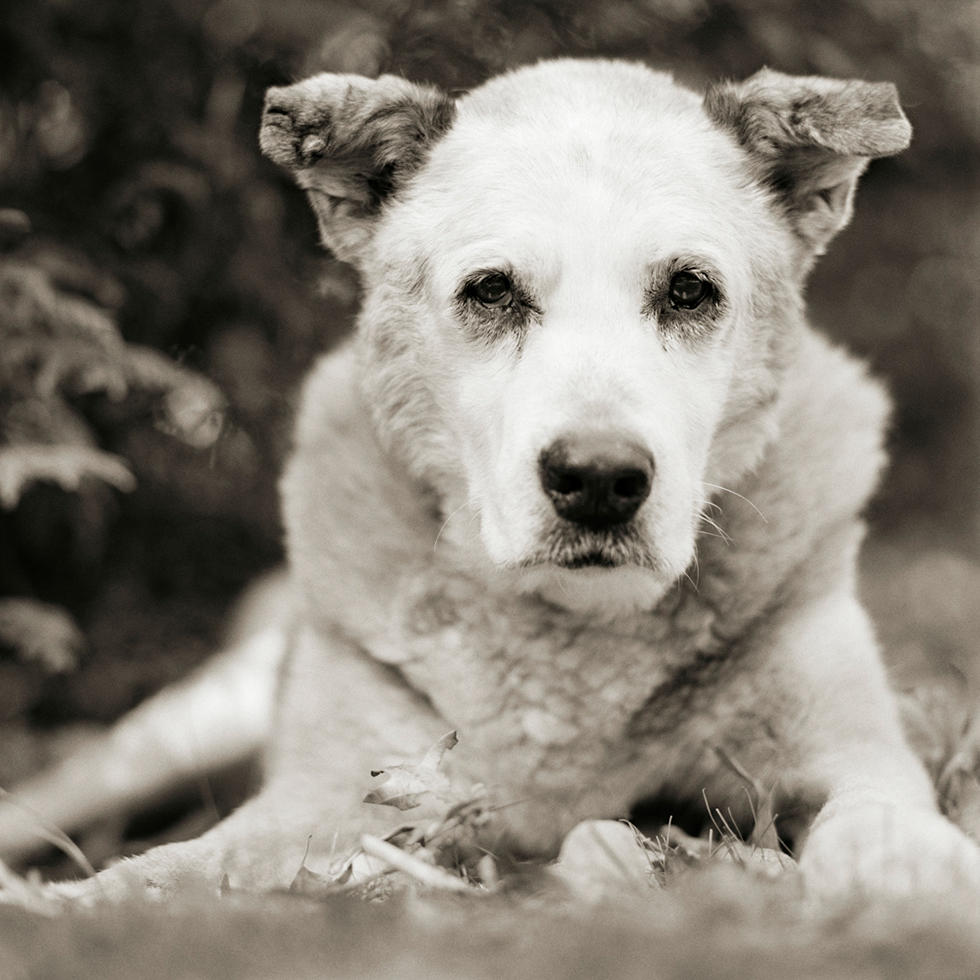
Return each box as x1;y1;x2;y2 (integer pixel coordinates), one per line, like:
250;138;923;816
359;835;474;893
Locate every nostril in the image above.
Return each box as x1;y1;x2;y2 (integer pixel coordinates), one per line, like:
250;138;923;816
612;472;648;500
551;472;584;496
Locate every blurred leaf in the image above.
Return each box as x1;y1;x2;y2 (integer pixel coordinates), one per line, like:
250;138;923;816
0;445;136;509
0;262;122;350
0;210;31;250
125;346;227;448
0;598;83;673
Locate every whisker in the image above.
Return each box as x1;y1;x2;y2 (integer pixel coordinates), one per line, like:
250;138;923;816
702;483;768;523
433;501;470;552
460;504;487;552
684;548;701;592
698;529;728;542
698;513;733;545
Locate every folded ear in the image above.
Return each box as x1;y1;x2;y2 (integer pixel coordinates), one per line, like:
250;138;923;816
704;69;911;258
260;73;456;264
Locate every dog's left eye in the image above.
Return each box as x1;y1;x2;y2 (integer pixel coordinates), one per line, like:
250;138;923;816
469;274;514;309
668;271;712;309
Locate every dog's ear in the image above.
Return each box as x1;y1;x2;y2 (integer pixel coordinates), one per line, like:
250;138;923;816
704;69;911;257
260;74;456;264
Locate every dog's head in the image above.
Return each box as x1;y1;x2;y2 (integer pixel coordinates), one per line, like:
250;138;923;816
262;60;909;614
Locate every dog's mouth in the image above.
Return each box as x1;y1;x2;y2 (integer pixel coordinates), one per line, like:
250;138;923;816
509;521;676;614
518;523;659;572
558;551;619;569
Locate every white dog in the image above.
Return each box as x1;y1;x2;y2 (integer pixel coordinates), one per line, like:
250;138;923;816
5;58;980;900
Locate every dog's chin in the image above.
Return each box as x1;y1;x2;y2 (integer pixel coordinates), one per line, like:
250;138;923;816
515;564;673;617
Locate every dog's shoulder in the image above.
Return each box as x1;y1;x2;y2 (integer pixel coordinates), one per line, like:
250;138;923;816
702;326;889;627
768;325;889;530
281;342;440;638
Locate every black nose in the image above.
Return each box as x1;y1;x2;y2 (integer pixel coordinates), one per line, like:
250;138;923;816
538;433;654;531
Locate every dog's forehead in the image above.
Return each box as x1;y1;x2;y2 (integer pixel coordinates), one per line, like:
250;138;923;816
395;60;765;272
443;63;739;189
459;58;706;130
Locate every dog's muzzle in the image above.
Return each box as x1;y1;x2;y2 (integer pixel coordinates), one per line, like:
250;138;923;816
538;432;654;531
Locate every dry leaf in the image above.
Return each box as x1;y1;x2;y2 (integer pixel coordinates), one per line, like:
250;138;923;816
288;837;355;897
289;861;350;898
363;730;458;811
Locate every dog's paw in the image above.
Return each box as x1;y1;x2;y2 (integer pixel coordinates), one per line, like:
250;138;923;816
799;804;980;901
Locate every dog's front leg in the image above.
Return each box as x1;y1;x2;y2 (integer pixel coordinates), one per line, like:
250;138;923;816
61;622;452;901
780;590;980;898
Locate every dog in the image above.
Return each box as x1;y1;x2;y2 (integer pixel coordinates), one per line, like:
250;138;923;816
5;57;980;901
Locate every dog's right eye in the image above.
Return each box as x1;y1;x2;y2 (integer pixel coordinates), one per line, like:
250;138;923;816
668;271;712;310
469;274;514;309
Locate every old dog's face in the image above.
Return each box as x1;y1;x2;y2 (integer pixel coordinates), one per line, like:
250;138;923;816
261;60;910;613
364;65;790;611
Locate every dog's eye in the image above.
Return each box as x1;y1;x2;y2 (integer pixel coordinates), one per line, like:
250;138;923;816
668;271;712;309
470;273;513;309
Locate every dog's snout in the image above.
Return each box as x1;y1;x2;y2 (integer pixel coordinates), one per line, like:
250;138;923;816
538;433;654;530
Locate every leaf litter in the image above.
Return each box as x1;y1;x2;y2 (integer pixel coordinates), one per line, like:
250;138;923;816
289;731;497;899
288;731;797;907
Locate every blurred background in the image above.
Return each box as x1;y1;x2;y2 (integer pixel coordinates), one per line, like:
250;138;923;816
0;0;978;867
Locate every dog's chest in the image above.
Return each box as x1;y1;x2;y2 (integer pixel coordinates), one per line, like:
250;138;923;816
363;569;744;798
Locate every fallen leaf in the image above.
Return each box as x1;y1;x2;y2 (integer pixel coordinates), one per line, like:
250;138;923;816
363;730;458;811
288;837;355;897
